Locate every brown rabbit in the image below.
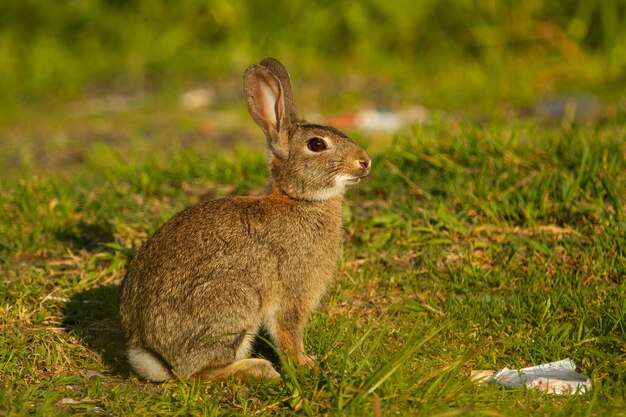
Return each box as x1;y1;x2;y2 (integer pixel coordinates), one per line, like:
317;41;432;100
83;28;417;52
118;58;371;382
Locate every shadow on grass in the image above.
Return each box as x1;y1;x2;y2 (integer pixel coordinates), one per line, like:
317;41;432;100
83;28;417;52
55;220;115;252
254;328;282;370
62;283;130;376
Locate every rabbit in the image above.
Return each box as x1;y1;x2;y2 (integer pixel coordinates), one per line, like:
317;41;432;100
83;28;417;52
118;57;371;382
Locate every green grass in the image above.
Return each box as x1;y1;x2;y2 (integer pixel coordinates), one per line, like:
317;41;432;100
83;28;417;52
1;2;626;414
1;110;625;415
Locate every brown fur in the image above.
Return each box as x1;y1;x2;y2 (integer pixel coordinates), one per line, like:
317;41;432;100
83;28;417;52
118;58;370;382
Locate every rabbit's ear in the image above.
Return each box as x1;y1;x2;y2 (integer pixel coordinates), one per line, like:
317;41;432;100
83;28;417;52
244;64;291;159
259;58;297;122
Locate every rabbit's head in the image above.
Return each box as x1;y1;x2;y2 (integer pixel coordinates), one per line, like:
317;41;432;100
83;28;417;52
244;58;370;201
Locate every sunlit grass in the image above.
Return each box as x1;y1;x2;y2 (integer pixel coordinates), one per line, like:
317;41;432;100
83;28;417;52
1;116;624;415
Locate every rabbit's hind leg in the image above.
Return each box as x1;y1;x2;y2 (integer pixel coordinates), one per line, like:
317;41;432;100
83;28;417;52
197;358;280;381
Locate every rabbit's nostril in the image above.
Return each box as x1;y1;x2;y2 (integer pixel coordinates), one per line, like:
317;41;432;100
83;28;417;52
359;160;370;169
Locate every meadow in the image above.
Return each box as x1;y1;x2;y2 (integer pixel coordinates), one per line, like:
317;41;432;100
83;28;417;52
1;1;626;416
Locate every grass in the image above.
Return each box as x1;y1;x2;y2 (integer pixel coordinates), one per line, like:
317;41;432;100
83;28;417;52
1;104;625;415
1;2;626;415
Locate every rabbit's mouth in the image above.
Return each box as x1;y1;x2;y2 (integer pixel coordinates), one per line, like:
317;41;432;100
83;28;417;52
348;170;371;184
333;173;366;191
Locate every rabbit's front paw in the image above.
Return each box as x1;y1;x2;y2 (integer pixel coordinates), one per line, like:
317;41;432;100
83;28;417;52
299;353;318;368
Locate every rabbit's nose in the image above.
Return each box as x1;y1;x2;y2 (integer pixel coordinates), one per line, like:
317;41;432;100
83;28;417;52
359;159;370;169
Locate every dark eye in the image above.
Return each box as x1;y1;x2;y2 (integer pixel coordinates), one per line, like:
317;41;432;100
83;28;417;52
307;137;327;152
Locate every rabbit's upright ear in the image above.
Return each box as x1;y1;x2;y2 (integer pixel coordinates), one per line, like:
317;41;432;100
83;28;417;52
244;63;292;160
259;58;297;122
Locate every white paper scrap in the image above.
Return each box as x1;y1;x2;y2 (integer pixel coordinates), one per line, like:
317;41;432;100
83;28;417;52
474;358;592;395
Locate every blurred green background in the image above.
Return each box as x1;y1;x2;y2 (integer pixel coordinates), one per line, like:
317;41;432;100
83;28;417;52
2;0;626;118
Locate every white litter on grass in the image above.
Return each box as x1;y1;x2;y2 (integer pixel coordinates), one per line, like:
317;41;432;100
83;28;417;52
471;358;592;395
85;370;107;379
354;106;431;132
319;106;432;133
179;87;215;111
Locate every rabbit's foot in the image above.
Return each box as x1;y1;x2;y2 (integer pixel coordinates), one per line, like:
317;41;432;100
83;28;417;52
298;353;318;368
238;358;281;381
199;358;280;382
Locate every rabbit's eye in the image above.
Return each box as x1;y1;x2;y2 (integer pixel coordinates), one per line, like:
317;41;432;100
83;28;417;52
307;137;327;152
